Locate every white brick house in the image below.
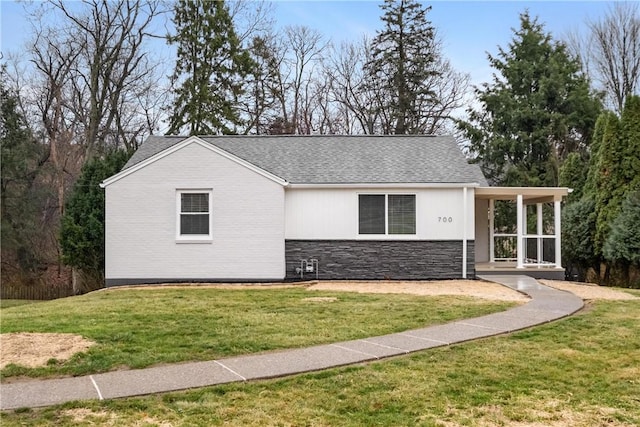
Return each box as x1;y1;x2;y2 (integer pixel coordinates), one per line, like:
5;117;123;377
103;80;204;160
101;135;568;286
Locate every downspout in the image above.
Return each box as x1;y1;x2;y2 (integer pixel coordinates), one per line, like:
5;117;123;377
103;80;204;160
462;186;468;279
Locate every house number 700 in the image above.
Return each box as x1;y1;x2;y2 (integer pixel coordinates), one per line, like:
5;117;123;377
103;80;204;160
438;216;453;223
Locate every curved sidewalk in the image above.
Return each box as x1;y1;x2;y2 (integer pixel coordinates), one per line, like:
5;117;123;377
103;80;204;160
0;275;583;411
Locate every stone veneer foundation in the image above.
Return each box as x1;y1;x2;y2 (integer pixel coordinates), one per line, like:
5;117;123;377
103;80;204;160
285;240;475;281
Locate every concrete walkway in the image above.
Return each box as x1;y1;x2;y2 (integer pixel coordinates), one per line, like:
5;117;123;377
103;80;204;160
0;276;583;411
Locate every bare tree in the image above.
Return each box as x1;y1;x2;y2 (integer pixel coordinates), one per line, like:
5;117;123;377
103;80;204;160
243;26;328;135
283;25;328;134
28;0;168;156
30;25;83;221
1;0;169;279
227;0;275;46
325;38;381;134
327;35;468;135
569;3;640;112
18;0;167;231
411;55;469;135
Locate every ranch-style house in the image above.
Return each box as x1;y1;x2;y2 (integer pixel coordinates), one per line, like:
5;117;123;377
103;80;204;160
101;135;568;286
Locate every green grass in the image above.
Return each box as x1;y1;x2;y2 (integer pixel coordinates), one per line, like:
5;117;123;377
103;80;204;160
2;299;638;426
0;299;42;309
0;286;513;379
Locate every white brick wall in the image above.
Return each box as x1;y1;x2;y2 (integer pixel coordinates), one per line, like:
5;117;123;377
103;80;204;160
105;142;285;282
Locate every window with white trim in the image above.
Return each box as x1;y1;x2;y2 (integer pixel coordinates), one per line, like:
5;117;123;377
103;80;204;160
177;190;212;240
358;194;416;235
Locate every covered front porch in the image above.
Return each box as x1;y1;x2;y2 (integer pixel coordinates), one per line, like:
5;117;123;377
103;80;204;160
474;187;570;280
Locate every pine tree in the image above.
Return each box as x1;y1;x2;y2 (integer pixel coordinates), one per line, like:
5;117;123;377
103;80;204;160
166;0;254;135
576;96;640;284
588;108;640;259
620;96;640;193
592;112;624;256
562;198;597;281
60;149;130;285
364;0;440;134
562;112;610;280
582;112;609;197
603;191;640;286
459;12;601;186
559;152;588;203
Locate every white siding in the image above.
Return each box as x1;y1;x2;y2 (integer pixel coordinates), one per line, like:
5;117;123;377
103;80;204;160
105;142;285;281
285;187;475;240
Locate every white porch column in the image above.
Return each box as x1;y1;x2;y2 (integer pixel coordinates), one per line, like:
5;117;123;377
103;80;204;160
537;203;543;264
554;200;562;267
489;199;495;263
517;194;524;268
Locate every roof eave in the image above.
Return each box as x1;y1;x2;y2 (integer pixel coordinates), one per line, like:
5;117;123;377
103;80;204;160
475;186;570;202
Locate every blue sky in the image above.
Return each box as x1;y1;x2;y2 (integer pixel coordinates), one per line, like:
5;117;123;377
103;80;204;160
1;1;612;88
271;1;611;86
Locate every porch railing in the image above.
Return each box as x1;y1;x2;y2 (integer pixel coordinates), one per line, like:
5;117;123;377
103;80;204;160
491;234;558;267
523;235;556;266
492;233;517;261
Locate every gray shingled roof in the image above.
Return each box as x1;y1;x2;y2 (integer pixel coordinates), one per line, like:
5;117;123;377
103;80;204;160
123;135;488;185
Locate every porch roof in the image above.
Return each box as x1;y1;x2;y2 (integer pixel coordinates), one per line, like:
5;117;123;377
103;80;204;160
475;187;570;203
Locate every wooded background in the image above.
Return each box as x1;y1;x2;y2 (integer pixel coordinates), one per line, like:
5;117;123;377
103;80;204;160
1;0;639;295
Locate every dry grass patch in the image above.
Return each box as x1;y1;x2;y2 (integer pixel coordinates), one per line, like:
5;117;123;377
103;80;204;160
435;400;636;427
539;280;638;300
0;333;94;369
308;280;529;302
301;296;338;302
61;408;175;427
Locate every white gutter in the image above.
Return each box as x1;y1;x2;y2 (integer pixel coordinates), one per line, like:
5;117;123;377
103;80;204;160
287;182;482;189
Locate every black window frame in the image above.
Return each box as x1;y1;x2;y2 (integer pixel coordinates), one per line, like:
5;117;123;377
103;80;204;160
358;194;416;235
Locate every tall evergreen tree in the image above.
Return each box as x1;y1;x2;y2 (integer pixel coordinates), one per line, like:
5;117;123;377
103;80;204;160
590;112;625;255
603;191;640;286
620;96;640;193
364;0;440;134
166;0;254;135
562;198;597;281
459;12;601;186
582;112;609;197
559;152;588;203
60;149;130;289
586;97;640;256
561;113;609;280
577;96;640;284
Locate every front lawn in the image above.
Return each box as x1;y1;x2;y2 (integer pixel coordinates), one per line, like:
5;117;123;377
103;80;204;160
2;298;638;426
0;300;42;309
0;286;513;379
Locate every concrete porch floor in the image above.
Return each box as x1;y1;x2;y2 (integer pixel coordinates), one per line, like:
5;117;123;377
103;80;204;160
475;262;565;280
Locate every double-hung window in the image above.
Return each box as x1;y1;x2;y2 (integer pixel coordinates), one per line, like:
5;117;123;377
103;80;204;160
358;194;416;235
177;190;212;241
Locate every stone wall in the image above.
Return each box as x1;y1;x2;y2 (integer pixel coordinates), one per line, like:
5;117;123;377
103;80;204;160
285;240;475;280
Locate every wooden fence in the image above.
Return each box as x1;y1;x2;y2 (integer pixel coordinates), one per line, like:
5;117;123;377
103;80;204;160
1;283;76;301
